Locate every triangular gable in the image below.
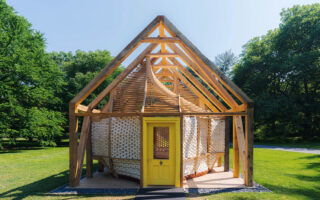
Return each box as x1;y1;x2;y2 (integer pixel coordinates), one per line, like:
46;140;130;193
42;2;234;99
71;15;253;114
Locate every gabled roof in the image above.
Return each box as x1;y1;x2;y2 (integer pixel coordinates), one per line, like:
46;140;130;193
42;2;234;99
71;16;253;114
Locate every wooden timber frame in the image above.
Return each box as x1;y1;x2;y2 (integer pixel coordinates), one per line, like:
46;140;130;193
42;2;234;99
69;15;254;187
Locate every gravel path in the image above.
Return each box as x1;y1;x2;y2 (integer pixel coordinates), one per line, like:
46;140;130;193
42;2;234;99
254;145;320;154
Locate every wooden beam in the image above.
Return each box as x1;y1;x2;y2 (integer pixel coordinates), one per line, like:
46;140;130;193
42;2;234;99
172;68;219;112
235;116;246;182
75;112;248;117
141;37;180;43
98;161;104;172
245;107;254;186
86;128;93;178
141;77;148;113
159;22;167;65
169;57;227;112
88;43;158;109
194;117;201;173
147;53;178;58
168;43;238;110
162;16;253;106
233;116;239;178
224;117;230;172
69;105;78;187
154;72;174;76
70;16;161;107
75;116;91;185
77;104;101;113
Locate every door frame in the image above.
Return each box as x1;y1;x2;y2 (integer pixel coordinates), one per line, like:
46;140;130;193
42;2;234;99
142;117;181;187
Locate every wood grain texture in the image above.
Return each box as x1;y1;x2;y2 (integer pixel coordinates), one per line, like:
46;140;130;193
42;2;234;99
233;116;239;178
245;107;254;186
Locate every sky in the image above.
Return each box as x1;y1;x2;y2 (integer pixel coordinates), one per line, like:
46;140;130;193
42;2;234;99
6;0;319;65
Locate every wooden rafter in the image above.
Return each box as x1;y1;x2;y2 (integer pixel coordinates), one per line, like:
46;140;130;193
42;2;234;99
161;16;253;106
172;68;219;112
168;43;238;110
141;37;180;43
147;53;178;58
169;57;227;112
77;104;101;113
88;43;158;109
70;16;161;108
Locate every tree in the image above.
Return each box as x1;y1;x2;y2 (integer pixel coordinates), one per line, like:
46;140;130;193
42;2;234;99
0;1;66;147
232;4;320;141
50;50;124;111
214;50;237;77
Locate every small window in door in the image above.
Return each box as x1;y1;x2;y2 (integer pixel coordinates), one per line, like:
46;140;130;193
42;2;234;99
153;127;169;159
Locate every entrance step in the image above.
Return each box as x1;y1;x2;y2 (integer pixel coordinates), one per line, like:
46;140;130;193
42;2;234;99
135;188;186;200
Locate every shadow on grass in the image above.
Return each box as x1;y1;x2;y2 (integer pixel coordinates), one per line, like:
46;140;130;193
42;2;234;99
0;163;123;200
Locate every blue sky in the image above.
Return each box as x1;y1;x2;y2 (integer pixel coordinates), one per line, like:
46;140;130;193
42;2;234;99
7;0;319;65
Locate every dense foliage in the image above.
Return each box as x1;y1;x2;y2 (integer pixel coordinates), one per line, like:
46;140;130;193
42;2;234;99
232;4;320;141
0;1;66;146
0;1;123;147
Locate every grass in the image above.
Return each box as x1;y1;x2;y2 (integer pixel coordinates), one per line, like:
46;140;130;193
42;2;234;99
0;147;319;199
0;147;133;200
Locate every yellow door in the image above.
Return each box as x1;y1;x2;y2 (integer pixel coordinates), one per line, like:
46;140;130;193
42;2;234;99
147;123;175;185
143;117;180;187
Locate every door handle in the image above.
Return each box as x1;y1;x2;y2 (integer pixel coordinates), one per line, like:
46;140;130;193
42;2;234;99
160;160;163;165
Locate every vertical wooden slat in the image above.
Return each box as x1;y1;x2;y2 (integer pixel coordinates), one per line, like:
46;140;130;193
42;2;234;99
140;116;144;187
217;156;222;167
75;116;91;184
207;117;211;170
98;161;104;172
224;117;230;172
180;115;184;187
194;117;200;174
245;107;254;186
233;116;239;178
69;105;78;187
86;126;93;178
235;116;246;183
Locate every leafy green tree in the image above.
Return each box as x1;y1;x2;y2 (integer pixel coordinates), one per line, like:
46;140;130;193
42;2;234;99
50;50;124;111
233;4;320;141
214;49;237;77
0;1;66;147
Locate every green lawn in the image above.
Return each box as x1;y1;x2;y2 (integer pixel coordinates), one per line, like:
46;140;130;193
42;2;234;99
0;147;319;199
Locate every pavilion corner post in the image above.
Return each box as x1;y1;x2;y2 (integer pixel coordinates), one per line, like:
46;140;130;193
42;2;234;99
86;127;93;178
232;116;239;178
224;117;230;172
245;106;254;186
69;103;78;187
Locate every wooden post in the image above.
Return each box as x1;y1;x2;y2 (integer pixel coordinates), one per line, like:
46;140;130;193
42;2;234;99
245;107;254;186
98;161;104;172
69;104;78;187
140;116;144;187
86;127;93;178
233;116;239;178
217;157;222;167
180;115;184;187
224;117;230;172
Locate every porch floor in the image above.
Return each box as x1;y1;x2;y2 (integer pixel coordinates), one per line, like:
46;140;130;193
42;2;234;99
183;166;244;188
72;166;244;189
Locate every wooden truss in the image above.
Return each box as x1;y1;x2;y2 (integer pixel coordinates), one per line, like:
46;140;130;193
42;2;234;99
69;16;254;187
